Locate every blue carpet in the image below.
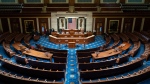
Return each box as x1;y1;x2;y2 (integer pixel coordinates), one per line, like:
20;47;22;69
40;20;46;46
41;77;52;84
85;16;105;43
65;49;79;84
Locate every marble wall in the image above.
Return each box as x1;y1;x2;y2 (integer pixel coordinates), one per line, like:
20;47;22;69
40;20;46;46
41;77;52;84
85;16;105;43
51;12;93;32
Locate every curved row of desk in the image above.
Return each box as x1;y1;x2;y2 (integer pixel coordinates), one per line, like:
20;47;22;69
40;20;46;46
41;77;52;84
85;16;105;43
0;58;64;84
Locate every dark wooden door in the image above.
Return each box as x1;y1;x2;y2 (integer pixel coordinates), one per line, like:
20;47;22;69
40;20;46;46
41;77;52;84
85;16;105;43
1;18;9;32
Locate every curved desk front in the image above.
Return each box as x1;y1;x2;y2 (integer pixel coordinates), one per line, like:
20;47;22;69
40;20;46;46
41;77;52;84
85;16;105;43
49;35;95;44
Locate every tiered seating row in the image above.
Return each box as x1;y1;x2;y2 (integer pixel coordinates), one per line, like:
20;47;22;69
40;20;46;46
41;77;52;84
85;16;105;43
103;33;111;48
0;70;64;84
53;56;67;63
78;43;131;70
125;32;139;42
5;33;18;43
27;58;66;71
1;59;65;80
116;54;130;64
128;41;141;57
81;66;150;84
14;33;26;42
118;33;129;42
78;56;91;63
111;34;120;41
140;31;150;38
108;34;120;49
133;31;149;44
141;43;150;61
24;34;32;47
3;42;16;57
80;57;144;80
14;54;27;65
0;32;10;43
79;57;117;70
14;54;66;71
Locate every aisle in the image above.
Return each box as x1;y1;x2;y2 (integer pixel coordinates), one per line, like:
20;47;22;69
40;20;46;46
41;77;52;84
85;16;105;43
65;49;80;84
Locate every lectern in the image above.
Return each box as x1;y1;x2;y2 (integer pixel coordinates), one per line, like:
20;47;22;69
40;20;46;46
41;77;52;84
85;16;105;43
68;42;76;48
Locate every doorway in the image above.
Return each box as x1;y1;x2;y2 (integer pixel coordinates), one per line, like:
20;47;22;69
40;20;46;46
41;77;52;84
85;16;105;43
96;22;102;35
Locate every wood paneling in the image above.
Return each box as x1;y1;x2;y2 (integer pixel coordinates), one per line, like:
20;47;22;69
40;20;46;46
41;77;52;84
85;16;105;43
123;18;133;32
21;18;37;33
22;8;42;13
93;13;150;17
94;0;100;6
1;18;9;32
46;8;68;11
101;8;121;11
100;4;120;7
0;11;150;17
145;0;150;4
47;4;69;7
107;18;122;33
95;18;105;34
38;18;48;34
23;4;43;7
75;8;97;11
134;18;142;32
18;0;24;3
120;0;125;3
143;18;150;31
74;4;96;7
10;18;20;33
69;0;75;6
44;0;50;6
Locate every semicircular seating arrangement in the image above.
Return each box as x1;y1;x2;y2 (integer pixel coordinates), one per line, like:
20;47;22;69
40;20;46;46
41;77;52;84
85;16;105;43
0;31;150;84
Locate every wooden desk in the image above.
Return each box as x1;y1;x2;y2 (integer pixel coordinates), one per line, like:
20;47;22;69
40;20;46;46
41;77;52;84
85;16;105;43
63;29;80;33
68;42;76;48
12;42;53;60
49;35;95;44
58;34;86;37
23;49;52;60
12;42;26;51
92;42;131;59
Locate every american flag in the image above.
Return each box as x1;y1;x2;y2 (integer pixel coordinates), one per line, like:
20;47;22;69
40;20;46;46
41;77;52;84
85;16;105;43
68;18;76;29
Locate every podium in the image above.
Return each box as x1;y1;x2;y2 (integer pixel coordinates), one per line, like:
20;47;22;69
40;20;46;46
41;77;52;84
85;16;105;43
68;42;76;48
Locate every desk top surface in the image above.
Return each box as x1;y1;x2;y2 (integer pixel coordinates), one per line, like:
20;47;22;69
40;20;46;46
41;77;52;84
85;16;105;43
12;42;26;51
13;42;53;59
92;42;131;59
